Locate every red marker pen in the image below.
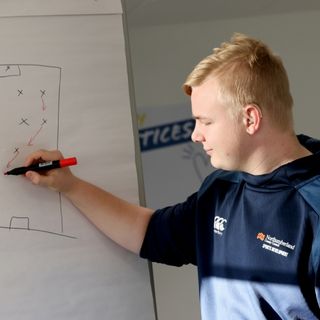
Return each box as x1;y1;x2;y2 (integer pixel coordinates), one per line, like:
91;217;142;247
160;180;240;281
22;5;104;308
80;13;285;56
4;157;77;175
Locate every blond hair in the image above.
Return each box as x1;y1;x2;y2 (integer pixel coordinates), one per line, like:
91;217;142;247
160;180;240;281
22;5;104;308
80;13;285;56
183;33;293;129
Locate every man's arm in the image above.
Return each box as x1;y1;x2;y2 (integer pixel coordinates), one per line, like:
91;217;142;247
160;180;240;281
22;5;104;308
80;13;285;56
24;149;154;254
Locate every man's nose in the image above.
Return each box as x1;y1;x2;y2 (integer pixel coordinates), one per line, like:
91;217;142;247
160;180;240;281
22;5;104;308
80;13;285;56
191;125;204;143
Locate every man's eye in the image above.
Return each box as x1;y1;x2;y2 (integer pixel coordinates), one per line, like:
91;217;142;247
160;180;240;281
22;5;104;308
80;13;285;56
197;119;212;126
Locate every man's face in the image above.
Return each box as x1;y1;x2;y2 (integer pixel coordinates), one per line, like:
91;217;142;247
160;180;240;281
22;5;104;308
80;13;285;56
191;77;248;171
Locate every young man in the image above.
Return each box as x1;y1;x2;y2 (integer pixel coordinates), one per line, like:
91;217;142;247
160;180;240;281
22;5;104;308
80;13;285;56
24;33;320;319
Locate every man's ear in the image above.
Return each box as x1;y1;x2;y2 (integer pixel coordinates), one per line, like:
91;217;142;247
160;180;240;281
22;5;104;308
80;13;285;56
242;104;263;135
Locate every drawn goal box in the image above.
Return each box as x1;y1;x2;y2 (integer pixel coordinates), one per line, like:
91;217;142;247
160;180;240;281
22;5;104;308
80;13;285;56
0;64;66;236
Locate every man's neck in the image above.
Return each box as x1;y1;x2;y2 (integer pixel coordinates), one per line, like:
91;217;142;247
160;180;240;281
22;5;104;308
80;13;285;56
243;132;312;175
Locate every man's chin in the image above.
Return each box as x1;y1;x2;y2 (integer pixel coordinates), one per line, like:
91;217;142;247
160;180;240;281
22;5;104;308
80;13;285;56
211;159;234;171
210;158;220;170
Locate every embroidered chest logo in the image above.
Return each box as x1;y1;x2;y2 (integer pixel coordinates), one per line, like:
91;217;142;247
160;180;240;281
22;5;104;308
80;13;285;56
257;232;296;258
214;216;227;236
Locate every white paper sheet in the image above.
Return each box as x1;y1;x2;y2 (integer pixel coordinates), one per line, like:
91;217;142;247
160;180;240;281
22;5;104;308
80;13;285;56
0;13;154;320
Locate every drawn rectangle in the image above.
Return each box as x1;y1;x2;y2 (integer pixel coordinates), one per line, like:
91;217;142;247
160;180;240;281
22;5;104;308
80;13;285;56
0;64;66;236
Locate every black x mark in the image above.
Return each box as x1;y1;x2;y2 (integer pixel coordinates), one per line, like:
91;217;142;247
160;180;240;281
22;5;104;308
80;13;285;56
19;118;29;126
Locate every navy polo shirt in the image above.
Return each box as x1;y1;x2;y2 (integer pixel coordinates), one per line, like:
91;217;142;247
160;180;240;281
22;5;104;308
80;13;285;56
140;135;320;319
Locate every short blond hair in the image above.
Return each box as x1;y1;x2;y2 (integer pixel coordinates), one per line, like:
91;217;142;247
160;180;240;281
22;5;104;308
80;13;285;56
183;33;293;129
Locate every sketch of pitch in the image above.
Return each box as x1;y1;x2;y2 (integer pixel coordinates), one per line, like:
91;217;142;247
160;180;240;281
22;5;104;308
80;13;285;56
0;64;76;239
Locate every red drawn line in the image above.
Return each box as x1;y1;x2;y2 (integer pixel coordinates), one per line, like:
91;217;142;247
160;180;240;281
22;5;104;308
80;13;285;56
5;150;20;170
27;125;44;146
41;97;47;111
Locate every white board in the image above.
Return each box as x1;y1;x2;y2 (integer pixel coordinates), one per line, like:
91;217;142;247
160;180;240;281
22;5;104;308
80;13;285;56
0;11;154;320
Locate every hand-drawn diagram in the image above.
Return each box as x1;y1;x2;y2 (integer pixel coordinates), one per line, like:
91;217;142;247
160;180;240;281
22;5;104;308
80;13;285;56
0;64;75;239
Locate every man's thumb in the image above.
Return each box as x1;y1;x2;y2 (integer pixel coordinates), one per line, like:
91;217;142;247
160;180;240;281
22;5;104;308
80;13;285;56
25;171;41;185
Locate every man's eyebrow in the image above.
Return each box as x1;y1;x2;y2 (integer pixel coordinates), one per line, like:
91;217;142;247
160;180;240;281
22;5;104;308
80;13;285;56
192;115;211;120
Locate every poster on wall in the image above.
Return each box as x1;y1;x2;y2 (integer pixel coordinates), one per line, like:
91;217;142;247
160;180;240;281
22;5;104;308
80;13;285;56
138;104;214;208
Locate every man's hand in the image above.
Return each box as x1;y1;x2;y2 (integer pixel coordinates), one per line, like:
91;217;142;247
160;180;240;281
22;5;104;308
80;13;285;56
24;149;76;193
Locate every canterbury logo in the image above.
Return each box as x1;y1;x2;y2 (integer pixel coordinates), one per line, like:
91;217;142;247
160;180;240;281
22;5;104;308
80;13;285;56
214;216;227;235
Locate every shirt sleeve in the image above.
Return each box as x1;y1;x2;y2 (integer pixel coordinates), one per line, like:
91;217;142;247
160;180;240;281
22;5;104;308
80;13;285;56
139;192;198;266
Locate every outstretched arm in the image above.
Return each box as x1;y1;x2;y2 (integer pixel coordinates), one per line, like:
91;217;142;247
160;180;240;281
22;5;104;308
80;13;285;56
24;149;154;254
